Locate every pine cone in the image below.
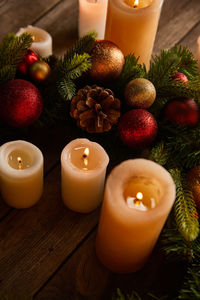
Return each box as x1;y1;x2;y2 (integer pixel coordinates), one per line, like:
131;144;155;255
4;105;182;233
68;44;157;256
70;85;121;133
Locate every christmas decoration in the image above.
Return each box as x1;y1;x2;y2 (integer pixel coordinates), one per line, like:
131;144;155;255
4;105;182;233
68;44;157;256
70;85;120;133
88;40;125;83
187;166;200;210
29;61;51;83
17;49;39;75
172;71;188;83
124;78;156;108
0;79;43;127
1;32;200;300
118;109;158;149
164;98;199;127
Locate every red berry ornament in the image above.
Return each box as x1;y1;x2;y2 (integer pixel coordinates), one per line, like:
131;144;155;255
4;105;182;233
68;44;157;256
164;98;199;127
118;109;158;149
0;79;43;127
172;72;188;84
17;50;39;75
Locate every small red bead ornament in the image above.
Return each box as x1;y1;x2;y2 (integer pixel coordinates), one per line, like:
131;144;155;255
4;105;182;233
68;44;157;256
118;109;158;149
17;50;39;76
172;72;188;84
164;98;199;127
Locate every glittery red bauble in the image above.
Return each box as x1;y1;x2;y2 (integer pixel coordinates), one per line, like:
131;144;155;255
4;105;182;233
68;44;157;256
17;50;39;75
164;98;199;127
0;79;43;127
172;72;188;84
118;109;158;149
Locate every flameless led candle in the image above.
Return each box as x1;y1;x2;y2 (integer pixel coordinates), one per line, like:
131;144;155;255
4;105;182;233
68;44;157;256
96;159;176;273
79;0;108;39
16;25;52;57
0;140;43;208
61;138;109;213
105;0;163;68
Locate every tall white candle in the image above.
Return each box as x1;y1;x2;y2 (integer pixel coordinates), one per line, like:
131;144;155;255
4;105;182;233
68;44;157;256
61;138;109;213
79;0;108;39
16;25;52;57
96;159;176;273
0;140;43;208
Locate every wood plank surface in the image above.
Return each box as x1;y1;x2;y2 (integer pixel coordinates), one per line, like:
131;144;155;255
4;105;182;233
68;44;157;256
0;0;199;298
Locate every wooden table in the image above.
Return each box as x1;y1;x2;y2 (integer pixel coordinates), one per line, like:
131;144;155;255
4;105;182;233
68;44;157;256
0;1;200;299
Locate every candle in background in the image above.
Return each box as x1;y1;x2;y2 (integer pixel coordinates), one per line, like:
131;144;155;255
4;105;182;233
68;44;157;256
105;0;163;69
96;159;176;273
16;25;52;57
197;36;200;71
61;138;109;213
0;140;43;209
79;0;108;39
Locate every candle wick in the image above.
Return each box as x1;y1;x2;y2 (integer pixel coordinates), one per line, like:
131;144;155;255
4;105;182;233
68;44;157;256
82;154;87;159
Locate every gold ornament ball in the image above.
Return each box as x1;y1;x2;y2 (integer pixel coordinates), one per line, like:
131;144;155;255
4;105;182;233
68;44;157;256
187;166;200;210
124;78;156;109
29;61;51;83
88;40;125;84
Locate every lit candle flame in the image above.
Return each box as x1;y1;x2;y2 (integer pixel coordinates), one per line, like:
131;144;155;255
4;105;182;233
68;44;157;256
134;192;143;206
17;157;22;170
82;148;89;168
133;0;139;7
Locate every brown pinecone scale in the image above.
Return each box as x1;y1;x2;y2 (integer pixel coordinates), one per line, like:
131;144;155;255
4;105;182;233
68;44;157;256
70;85;121;133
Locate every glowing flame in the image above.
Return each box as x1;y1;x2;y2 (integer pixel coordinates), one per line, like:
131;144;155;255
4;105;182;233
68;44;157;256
136;192;143;200
133;0;139;7
82;148;89;168
17;157;22;169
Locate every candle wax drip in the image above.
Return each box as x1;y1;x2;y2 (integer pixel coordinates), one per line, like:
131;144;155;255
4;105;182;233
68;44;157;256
124;176;161;210
8;150;33;170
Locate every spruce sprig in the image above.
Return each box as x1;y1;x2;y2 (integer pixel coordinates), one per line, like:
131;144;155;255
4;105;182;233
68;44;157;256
170;169;199;242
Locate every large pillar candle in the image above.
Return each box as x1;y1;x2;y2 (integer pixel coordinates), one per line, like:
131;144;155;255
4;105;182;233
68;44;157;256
79;0;108;39
0;140;43;208
105;0;163;68
61;138;109;213
16;25;52;57
96;159;176;273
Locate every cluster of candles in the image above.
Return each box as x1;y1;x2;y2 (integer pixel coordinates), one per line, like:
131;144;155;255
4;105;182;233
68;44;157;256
0;139;176;273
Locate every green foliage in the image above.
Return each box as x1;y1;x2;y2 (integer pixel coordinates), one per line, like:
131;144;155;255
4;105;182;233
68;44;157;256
0;32;33;85
169;169;199;242
113;289;142;300
178;263;200;299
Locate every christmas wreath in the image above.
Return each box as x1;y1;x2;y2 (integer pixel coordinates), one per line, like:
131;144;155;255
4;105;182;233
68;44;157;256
0;31;200;299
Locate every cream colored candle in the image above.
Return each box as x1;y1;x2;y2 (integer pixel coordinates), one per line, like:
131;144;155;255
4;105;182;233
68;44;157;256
0;140;43;208
96;159;176;273
79;0;108;39
16;25;52;57
197;36;200;71
105;0;163;68
61;138;109;213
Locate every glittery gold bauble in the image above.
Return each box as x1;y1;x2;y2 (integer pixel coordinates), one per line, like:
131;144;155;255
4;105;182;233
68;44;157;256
29;61;51;83
187;166;200;210
124;78;156;109
88;40;125;84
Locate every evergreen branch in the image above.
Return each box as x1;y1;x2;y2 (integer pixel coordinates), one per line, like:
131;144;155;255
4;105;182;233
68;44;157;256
150;141;169;166
178;263;200;299
0;65;16;85
113;289;142;300
62;53;91;79
58;77;76;101
170;169;199;241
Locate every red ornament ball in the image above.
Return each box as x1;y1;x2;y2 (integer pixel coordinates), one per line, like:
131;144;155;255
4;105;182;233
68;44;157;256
17;50;39;76
164;98;199;127
172;72;188;84
0;79;43;127
118;109;158;149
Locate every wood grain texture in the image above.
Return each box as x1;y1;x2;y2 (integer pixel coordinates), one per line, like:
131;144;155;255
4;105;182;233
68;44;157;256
0;165;100;295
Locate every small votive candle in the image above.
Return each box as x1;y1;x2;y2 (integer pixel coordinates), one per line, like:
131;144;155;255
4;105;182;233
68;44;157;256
79;0;108;39
0;140;43;208
96;159;176;273
61;138;109;213
16;25;52;57
105;0;163;69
